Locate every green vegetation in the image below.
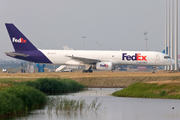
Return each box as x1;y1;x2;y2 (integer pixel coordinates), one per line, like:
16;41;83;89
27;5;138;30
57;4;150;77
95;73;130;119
0;91;23;117
15;78;85;93
112;82;180;99
0;85;45;117
5;85;46;108
0;78;85;118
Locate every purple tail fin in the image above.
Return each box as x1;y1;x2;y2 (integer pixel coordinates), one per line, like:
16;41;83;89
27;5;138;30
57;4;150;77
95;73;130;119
5;23;37;52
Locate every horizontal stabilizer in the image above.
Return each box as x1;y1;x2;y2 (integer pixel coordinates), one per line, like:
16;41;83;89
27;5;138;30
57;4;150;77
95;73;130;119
5;52;29;58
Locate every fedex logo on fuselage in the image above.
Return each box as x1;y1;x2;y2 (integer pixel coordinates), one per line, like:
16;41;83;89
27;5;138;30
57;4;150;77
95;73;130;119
122;53;147;61
100;64;108;67
12;38;26;43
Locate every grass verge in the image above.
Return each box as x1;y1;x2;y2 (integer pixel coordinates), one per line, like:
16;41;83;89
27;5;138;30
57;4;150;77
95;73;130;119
112;82;180;99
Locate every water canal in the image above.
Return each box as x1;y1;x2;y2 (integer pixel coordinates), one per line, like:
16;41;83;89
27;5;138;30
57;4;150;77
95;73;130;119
11;88;180;120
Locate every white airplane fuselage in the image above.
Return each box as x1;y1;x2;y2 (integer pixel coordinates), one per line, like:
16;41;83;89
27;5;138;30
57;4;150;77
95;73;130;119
40;50;174;66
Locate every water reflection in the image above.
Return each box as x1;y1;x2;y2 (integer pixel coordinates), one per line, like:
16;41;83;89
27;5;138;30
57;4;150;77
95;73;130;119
13;88;180;120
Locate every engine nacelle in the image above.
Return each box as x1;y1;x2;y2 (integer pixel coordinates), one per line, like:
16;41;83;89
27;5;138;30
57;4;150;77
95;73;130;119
96;62;114;71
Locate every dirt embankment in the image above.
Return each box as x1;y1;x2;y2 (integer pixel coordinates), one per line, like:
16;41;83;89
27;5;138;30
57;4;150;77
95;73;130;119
73;76;180;88
0;71;180;88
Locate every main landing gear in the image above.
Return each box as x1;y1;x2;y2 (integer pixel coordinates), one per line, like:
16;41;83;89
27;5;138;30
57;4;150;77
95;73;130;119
152;66;156;73
82;66;93;73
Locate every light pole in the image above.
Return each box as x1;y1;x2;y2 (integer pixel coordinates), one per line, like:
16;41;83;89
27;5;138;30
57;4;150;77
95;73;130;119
175;0;178;71
167;0;170;71
165;0;168;71
144;32;148;51
82;36;86;50
171;0;174;71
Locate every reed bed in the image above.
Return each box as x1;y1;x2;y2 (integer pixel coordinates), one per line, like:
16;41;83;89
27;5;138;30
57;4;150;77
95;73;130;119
15;78;85;94
0;91;23;117
0;85;46;118
0;78;85;118
5;85;46;108
46;97;102;114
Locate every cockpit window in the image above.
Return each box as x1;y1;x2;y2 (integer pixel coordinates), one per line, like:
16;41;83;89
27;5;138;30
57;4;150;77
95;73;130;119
164;56;171;59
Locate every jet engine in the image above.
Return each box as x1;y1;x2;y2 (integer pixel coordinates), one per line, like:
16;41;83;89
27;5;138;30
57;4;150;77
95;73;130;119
95;62;115;71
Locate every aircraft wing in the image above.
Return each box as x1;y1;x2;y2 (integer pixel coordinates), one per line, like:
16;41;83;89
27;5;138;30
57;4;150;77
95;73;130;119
5;52;29;58
66;55;100;64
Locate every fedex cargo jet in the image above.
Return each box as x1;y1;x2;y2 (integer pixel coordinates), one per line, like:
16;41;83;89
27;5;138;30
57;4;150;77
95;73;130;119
5;23;174;73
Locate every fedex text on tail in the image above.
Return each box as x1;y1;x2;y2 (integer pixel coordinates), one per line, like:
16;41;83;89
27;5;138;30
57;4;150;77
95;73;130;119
12;38;26;43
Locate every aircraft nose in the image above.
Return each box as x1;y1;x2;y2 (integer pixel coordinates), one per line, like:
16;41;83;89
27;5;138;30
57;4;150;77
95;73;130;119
171;59;175;65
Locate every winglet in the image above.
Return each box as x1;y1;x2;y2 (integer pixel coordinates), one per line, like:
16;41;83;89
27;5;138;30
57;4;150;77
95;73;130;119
5;23;37;52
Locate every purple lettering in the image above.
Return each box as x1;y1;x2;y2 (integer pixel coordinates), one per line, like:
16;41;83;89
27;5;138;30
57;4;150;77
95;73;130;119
127;55;131;61
122;53;127;60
